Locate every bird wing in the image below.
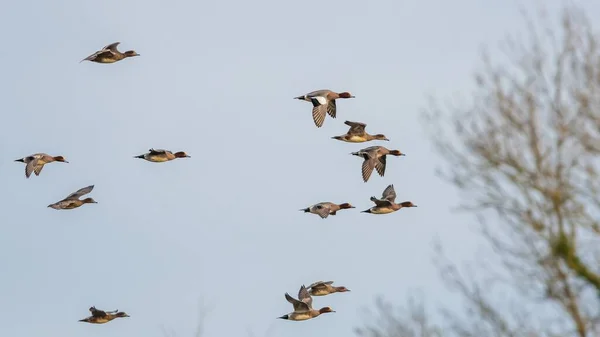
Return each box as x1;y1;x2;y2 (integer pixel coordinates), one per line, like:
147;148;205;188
149;148;168;154
25;158;40;178
375;155;386;177
327;99;336;118
308;280;334;290
102;42;121;52
297;285;313;309
65;185;94;200
312;204;331;219
370;196;393;207
311;104;327;128
285;293;310;312
345;121;366;135
381;184;396;202
90;307;108;318
361;158;376;182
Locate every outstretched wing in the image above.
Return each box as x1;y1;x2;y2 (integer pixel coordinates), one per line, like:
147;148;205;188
345;121;366;135
381;184;396;202
327;100;337;118
102;42;121;52
310;100;328;128
149;148;168;154
375;155;386;177
25;158;39;178
297;285;313;309
361;158;376;182
65;185;94;200
285;293;310;312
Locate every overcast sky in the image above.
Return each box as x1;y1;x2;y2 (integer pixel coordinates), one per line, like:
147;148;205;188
1;1;598;337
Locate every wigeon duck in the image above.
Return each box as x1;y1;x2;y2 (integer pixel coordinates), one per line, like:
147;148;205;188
278;285;335;321
14;153;68;178
332;121;389;143
81;42;139;63
134;148;191;162
79;306;130;324
294;89;355;127
300;202;355;219
361;184;417;214
48;185;97;210
307;281;350;296
351;146;405;182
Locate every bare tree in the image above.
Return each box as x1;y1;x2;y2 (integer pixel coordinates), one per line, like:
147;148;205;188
356;5;600;337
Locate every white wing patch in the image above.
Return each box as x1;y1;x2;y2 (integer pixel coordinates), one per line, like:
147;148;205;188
314;96;327;106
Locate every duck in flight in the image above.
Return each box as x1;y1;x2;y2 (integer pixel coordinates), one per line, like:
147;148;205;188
294;89;355;127
14;153;68;178
332;121;389;143
278;285;335;321
300;202;355;219
361;184;417;214
134;148;191;162
78;306;130;324
47;185;97;210
81;42;139;63
351;146;405;182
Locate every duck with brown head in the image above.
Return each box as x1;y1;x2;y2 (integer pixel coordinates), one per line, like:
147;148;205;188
81;42;140;64
301;202;355;218
307;280;351;296
278;285;336;321
361;185;417;214
351;146;406;182
332;121;390;143
14;153;69;178
47;185;97;210
134;148;191;162
294;89;355;128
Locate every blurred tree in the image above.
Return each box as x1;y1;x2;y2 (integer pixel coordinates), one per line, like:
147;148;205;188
356;5;600;337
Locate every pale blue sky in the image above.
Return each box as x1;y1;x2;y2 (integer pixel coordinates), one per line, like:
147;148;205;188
1;1;597;337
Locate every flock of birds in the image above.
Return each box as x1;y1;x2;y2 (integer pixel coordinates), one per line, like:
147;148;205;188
13;41;417;325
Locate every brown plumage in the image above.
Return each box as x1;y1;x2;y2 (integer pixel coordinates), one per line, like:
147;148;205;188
300;202;355;218
294;89;355;127
307;281;351;296
134;148;191;162
361;184;417;214
14;153;68;178
81;42;140;63
47;185;97;210
278;285;336;321
79;306;130;324
332;121;389;143
351;146;405;182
